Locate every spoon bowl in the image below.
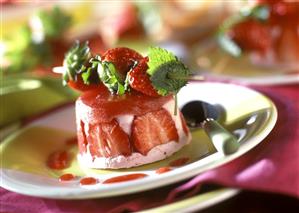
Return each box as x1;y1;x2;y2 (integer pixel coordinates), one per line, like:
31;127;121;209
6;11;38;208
181;100;240;155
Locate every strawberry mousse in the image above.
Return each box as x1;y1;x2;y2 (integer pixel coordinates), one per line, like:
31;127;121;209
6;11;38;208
76;86;190;169
58;42;192;169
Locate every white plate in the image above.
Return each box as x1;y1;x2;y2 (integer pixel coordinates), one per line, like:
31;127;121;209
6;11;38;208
193;44;299;85
0;82;277;199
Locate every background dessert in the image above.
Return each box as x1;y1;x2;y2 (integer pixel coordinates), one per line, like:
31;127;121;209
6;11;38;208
218;0;299;70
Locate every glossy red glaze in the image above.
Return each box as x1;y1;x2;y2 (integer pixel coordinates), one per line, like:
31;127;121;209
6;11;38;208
102;173;148;184
155;167;172;174
59;173;75;181
77;85;172;124
47;150;69;170
169;157;190;167
80;177;98;185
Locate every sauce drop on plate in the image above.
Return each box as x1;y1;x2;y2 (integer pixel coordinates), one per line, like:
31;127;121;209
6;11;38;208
80;177;98;185
103;173;148;184
156;167;172;174
59;173;75;182
169;157;190;167
47;150;69;170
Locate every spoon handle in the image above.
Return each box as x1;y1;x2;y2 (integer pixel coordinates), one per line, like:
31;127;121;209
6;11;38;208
202;118;240;155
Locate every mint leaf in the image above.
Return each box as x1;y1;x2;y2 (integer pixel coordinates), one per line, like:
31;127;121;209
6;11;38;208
150;61;189;96
147;47;190;96
147;47;177;75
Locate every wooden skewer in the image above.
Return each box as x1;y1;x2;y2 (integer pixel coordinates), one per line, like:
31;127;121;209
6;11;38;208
52;66;65;74
53;66;204;81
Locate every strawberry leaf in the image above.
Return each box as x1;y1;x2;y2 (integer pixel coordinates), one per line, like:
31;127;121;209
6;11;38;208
96;57;127;95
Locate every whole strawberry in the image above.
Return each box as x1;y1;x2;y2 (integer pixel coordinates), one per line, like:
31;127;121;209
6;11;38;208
102;47;143;80
229;19;271;53
128;57;159;97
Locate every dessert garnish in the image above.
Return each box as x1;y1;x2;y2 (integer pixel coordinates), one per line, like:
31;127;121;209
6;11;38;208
59;41;191;115
79;177;98;185
59;173;75;182
155;167;172;174
102;173;148;184
47;150;70;170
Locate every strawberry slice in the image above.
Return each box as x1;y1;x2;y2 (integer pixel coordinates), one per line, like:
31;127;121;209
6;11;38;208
132;109;179;155
128;57;160;97
230;19;271;53
87;119;132;158
102;47;143;78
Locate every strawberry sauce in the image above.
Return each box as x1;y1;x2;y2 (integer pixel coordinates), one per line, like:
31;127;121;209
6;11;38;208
80;177;98;185
102;173;148;184
47;150;70;170
59;173;75;181
155;167;172;174
169;157;190;167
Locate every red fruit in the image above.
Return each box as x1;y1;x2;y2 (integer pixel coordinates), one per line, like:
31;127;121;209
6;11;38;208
87;119;132;158
128;58;160;97
102;47;143;78
230;19;271;53
132;109;179;155
67;76;99;92
47;150;69;170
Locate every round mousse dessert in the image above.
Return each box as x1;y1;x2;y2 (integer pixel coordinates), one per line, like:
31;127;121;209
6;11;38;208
59;42;192;169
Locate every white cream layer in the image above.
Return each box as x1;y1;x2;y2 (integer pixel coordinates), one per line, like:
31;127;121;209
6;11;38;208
77;99;191;169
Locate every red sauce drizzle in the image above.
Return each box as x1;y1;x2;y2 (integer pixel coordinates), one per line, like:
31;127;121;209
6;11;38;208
65;137;77;146
155;167;172;174
59;173;75;182
169;157;190;167
80;177;98;185
47;150;69;170
103;173;148;184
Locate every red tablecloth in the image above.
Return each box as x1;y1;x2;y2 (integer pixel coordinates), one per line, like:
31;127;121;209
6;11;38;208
1;83;298;213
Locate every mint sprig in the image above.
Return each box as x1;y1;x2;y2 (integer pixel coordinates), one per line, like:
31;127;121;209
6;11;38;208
147;47;190;96
147;47;191;114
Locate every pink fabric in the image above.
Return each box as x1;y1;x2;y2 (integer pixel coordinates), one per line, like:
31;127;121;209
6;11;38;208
1;83;298;213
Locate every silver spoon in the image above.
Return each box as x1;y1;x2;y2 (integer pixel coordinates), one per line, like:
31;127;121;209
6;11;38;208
181;101;240;155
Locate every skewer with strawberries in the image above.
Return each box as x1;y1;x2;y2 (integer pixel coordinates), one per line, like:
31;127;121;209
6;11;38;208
54;41;194;114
